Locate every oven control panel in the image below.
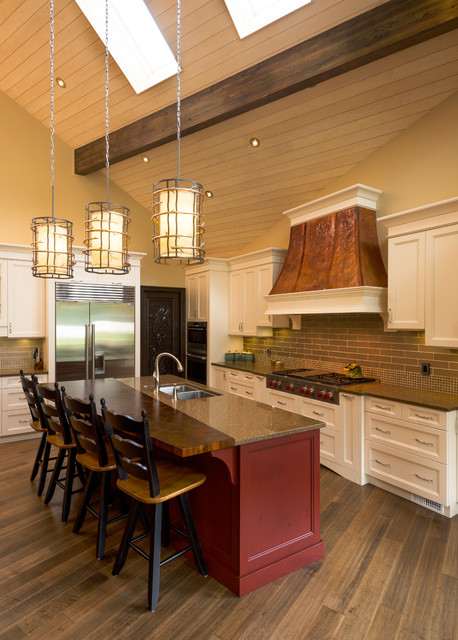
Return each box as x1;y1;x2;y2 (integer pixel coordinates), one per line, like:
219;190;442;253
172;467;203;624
266;376;339;405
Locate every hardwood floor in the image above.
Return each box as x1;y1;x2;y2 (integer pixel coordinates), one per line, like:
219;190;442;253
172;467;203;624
1;439;456;640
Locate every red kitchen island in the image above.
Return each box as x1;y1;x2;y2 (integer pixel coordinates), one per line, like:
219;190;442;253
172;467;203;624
57;376;325;596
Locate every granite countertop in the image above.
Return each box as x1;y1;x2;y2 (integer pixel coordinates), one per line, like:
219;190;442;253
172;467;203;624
120;375;325;447
343;382;458;411
0;368;48;378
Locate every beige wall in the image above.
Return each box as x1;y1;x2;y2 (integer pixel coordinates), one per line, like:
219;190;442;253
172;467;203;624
0;90;185;288
241;90;458;256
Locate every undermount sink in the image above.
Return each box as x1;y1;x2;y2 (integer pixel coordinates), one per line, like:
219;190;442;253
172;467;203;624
159;384;217;400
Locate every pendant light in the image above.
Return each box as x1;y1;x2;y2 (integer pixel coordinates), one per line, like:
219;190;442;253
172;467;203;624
31;0;74;279
84;0;131;274
152;0;205;264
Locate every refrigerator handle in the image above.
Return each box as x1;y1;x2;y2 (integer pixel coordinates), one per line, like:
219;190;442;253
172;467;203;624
85;324;90;380
91;324;95;379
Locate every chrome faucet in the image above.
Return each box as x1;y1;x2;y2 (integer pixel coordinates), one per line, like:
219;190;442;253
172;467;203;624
154;352;184;392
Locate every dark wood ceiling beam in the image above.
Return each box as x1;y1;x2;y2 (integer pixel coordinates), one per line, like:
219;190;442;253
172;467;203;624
75;0;458;175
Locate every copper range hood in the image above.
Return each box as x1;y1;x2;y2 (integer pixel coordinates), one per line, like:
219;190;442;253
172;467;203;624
265;185;387;318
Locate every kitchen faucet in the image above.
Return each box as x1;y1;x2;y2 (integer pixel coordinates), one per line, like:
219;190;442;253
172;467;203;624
154;352;184;392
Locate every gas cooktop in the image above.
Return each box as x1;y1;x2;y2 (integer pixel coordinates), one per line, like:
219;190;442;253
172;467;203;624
266;368;377;404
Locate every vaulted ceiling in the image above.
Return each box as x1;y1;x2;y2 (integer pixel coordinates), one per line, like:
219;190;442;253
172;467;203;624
2;0;458;257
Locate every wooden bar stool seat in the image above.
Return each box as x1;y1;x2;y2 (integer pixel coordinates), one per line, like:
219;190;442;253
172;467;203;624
35;382;85;523
101;398;208;612
20;370;54;495
63;392;126;559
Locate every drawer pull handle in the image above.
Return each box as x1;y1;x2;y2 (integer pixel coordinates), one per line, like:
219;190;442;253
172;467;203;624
414;413;433;421
257;376;264;381
245;391;253;396
375;426;390;434
18;396;25;400
375;459;391;468
277;401;286;406
230;372;238;377
313;411;324;416
341;394;354;400
19;419;30;424
320;440;324;445
230;386;237;391
415;473;433;483
245;375;253;380
375;404;391;411
415;438;434;446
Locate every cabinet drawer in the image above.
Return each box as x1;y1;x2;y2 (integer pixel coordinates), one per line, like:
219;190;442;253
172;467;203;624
227;370;255;384
365;414;447;463
365;397;402;419
2;388;27;410
301;400;338;429
365;441;447;504
319;428;337;462
401;404;447;430
267;391;298;413
1;373;47;389
228;382;256;400
1;409;34;436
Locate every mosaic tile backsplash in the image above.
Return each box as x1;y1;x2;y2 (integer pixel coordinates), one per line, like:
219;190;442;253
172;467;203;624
244;314;458;394
0;338;44;371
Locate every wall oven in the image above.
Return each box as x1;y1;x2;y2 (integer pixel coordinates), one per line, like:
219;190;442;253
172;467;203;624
186;322;207;384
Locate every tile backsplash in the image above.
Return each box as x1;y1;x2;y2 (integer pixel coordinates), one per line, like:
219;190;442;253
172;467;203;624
244;314;458;394
0;338;44;371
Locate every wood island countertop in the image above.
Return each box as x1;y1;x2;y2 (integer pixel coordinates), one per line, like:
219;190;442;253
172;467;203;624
53;376;324;458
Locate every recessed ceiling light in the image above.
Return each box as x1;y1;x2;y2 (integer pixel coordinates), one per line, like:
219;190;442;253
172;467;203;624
142;155;150;163
56;77;66;88
250;137;260;147
205;190;214;198
75;0;177;94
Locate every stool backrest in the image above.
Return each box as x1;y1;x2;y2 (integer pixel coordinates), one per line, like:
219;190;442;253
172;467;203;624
35;382;73;445
63;392;109;467
101;398;160;498
19;370;41;425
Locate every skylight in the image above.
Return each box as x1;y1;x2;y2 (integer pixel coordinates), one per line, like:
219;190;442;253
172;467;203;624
224;0;311;38
75;0;177;94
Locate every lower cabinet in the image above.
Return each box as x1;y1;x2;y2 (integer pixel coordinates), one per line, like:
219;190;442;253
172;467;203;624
364;400;456;514
212;366;266;402
1;373;48;437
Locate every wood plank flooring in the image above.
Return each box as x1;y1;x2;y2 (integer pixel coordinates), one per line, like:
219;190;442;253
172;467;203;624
1;439;456;640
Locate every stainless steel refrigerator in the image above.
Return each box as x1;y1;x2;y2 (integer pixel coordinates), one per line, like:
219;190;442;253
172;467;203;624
55;283;135;381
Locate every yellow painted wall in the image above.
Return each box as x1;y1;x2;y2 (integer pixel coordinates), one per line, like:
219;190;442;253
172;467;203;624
241;90;458;255
0;90;185;288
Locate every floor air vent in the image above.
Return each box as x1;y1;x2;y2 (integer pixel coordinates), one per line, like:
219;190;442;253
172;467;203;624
411;493;444;515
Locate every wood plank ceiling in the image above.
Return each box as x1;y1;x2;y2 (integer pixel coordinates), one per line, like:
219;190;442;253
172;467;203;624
1;0;458;257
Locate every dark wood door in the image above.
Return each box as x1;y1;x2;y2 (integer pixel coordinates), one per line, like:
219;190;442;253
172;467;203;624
140;286;186;377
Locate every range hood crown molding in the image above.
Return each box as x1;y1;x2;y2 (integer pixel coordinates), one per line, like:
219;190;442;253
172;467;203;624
265;286;387;316
284;184;382;227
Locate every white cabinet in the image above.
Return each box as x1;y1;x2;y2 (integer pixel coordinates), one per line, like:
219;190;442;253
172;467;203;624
381;198;458;346
228;248;287;337
186;271;209;321
425;223;458;348
364;398;456;512
1;373;47;438
267;389;298;413
0;260;7;327
387;233;425;329
212;365;228;392
216;366;267;402
6;261;46;337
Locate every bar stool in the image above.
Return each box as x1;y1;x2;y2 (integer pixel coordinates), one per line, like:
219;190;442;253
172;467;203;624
35;381;85;523
62;391;126;559
19;370;49;491
101;398;208;612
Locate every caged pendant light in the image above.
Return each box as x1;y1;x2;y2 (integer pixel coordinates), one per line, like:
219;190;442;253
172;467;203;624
84;0;131;274
31;0;74;279
152;0;205;264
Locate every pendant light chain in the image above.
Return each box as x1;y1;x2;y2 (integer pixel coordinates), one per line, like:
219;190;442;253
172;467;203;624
50;0;55;221
176;0;181;179
105;0;110;202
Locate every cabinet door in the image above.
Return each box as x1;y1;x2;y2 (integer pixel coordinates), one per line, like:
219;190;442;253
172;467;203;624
186;275;198;319
228;271;243;334
256;264;273;326
425;223;458;348
0;260;7;328
196;273;209;321
387;233;425;329
242;269;257;335
211;366;227;391
7;261;45;337
340;393;362;474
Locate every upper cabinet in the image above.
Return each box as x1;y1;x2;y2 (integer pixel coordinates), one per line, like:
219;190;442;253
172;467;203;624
0;248;46;338
186;271;209;322
381;198;458;347
228;248;288;337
